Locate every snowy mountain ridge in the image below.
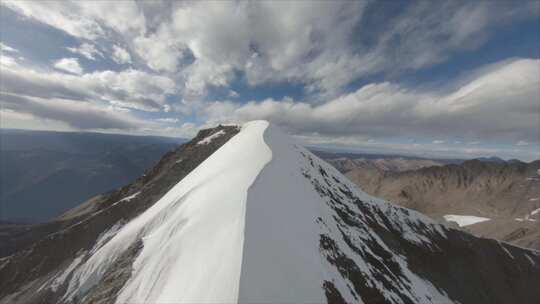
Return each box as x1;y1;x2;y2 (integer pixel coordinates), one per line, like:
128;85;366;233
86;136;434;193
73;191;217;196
1;121;540;304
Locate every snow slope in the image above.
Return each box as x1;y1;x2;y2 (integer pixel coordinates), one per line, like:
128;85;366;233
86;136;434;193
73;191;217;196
240;124;451;303
64;121;271;303
443;215;491;227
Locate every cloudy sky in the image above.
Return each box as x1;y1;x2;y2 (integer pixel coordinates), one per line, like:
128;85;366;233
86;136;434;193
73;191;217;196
1;1;539;160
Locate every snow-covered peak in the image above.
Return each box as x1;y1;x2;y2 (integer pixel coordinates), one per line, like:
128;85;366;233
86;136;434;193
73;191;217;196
4;120;540;304
60;120;453;303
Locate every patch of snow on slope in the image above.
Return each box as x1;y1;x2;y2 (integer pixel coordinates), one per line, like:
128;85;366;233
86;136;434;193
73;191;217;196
515;217;537;222
121;192;140;202
529;197;540;201
531;208;540;215
89;222;124;255
50;254;86;292
63;121;271;304
0;256;10;273
112;192;140;206
498;241;514;259
526;254;536;266
197;129;225;145
443;215;490;227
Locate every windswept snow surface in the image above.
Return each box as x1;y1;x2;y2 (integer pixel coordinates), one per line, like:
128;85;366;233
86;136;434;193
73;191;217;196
443;215;491;227
64;121;271;303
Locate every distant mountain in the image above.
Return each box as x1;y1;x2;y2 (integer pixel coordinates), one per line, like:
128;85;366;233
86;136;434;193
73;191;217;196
0;129;185;222
1;122;539;304
326;157;445;173
311;149;464;165
474;156;507;163
325;156;540;250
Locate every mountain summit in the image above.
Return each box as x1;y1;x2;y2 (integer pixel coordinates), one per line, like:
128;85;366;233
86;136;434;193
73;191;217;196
1;121;539;304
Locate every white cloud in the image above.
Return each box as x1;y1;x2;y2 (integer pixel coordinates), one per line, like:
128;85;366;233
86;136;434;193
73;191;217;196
133;31;184;72
0;42;21;67
3;1;537;98
67;43;103;60
155;122;199;138
202;58;540;144
228;90;239;98
162;1;368;96
111;45;132;64
53;58;84;75
2;1;539;160
0;42;19;53
3;1;105;40
77;1;146;36
299;134;537;161
0;54;18;67
516;141;529;146
2;0;146;40
432;140;445;144
0;108;73;131
0;92;152;130
156;117;179;123
1;65;176;112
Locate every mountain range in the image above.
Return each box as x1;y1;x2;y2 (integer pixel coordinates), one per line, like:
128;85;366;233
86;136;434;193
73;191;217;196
1;121;539;304
324;156;540;250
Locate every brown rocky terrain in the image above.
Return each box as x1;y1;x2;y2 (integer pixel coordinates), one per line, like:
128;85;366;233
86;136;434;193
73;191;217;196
329;157;445;173
325;157;540;250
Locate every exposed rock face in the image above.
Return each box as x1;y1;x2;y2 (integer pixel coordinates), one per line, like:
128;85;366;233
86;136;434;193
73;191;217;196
326;157;540;250
1;123;539;304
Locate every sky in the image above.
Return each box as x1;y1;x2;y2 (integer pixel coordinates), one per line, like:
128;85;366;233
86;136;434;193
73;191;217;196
0;1;539;161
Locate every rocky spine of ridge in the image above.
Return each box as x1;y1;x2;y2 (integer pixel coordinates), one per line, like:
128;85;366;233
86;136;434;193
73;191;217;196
0;125;240;303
